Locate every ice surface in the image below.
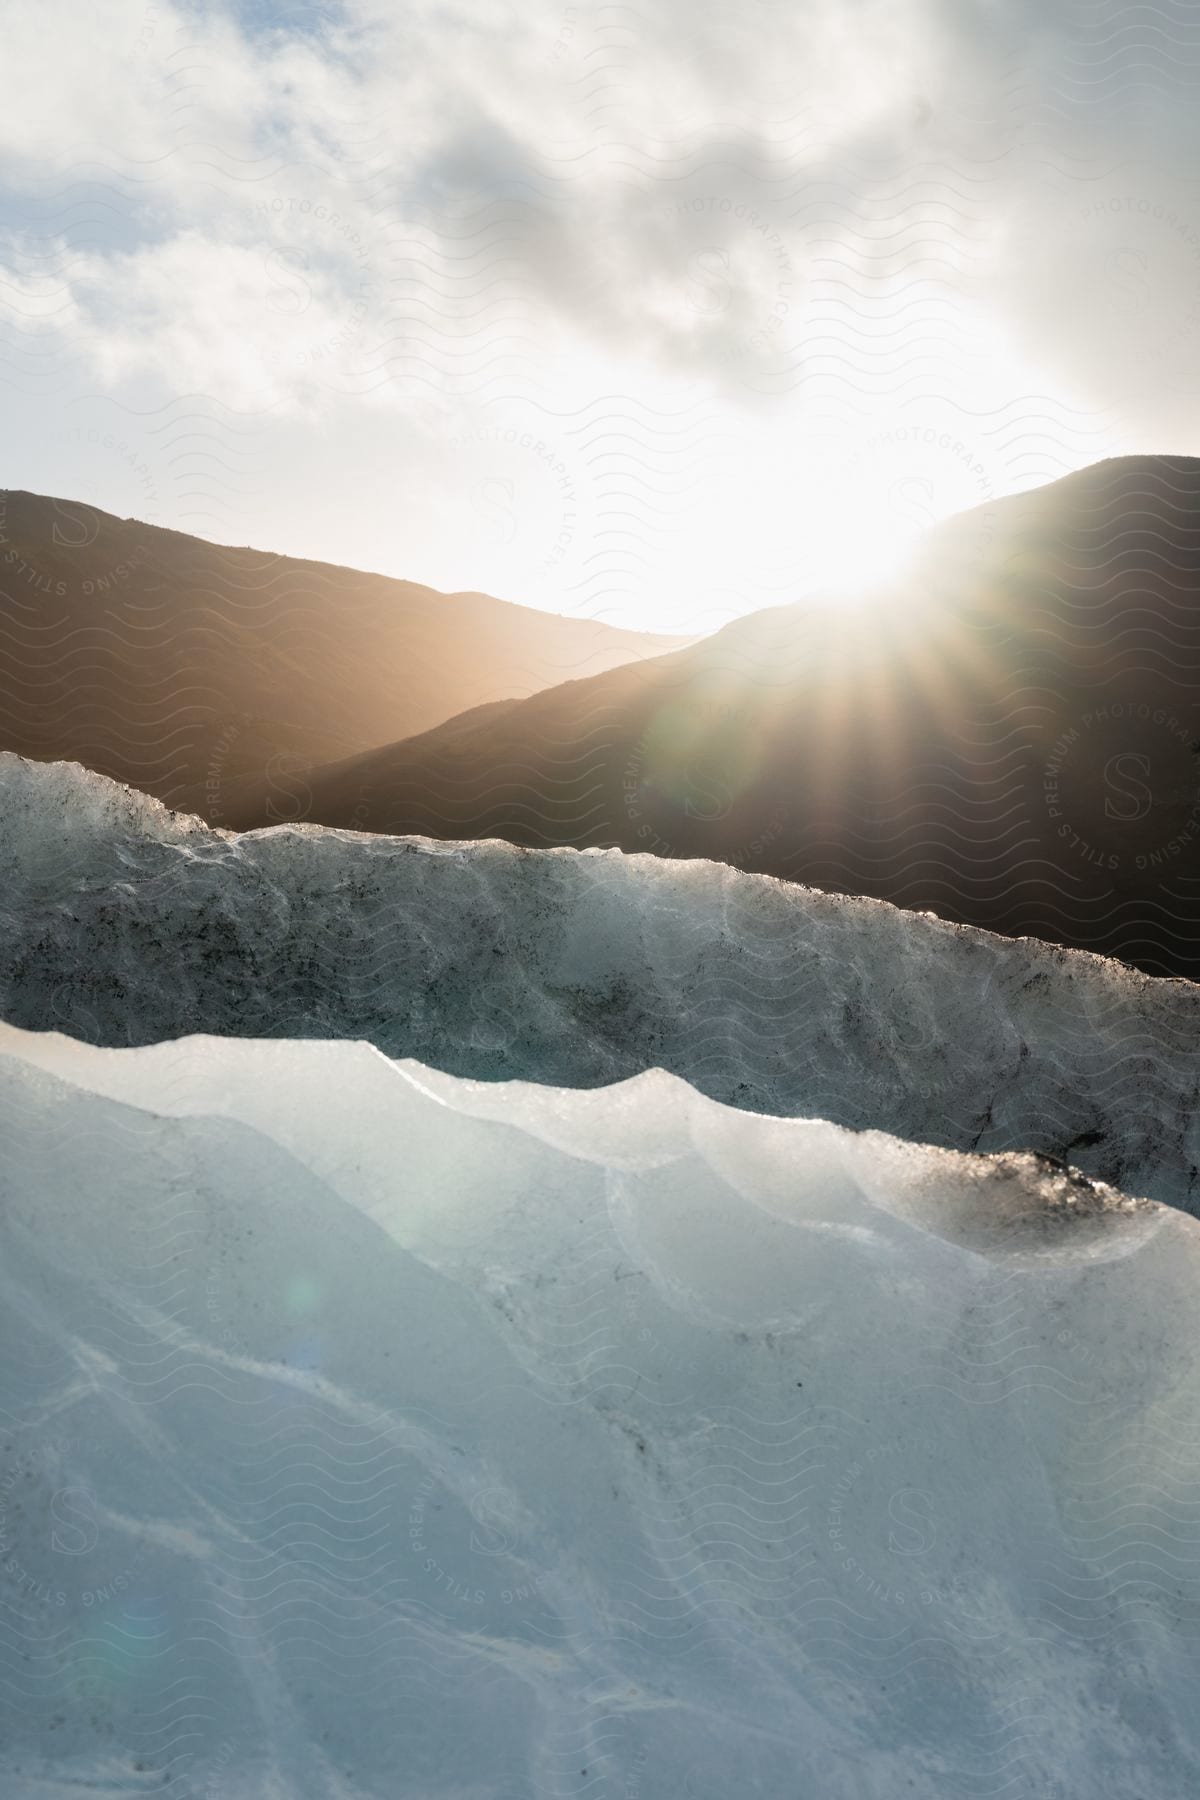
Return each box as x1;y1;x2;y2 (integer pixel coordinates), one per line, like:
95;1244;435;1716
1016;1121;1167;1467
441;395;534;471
2;1020;1200;1799
4;754;1200;1213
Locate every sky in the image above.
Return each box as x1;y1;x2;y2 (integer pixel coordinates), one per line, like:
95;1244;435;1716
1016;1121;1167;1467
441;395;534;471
2;0;1199;632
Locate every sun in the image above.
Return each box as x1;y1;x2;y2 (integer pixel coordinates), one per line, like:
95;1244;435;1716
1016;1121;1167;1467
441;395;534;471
796;434;1000;612
800;489;926;609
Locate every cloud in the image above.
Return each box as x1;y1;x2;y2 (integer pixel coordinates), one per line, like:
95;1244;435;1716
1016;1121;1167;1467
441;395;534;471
2;0;1198;627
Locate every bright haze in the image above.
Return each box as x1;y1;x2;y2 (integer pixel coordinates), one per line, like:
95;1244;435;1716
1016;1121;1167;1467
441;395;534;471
2;0;1198;631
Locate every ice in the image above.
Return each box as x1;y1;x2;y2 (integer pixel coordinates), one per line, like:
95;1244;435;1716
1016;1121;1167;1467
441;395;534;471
3;753;1200;1213
1;1021;1199;1798
6;755;1200;1794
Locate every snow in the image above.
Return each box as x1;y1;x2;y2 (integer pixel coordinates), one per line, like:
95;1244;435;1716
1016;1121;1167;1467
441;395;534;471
3;754;1200;1214
3;1021;1200;1798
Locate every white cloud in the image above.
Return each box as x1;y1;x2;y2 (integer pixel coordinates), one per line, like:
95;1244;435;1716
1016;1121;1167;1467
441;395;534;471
0;0;1195;627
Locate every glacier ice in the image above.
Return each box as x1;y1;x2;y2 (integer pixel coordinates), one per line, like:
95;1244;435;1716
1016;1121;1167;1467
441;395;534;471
3;1020;1200;1798
3;753;1200;1214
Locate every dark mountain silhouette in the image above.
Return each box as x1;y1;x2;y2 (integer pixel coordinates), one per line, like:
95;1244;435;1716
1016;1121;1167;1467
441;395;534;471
219;455;1200;980
0;489;684;821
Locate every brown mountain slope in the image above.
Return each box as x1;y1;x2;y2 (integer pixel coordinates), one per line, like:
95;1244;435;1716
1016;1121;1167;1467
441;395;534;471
0;489;684;819
220;456;1200;980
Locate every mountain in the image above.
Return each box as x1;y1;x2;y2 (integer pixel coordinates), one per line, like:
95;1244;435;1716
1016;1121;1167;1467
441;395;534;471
217;455;1200;980
0;489;684;819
